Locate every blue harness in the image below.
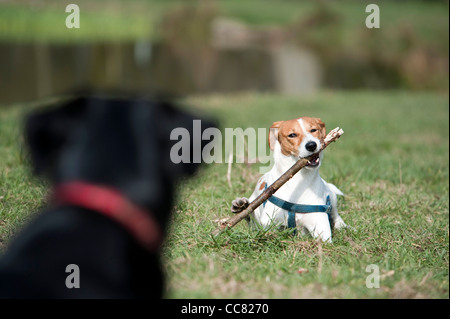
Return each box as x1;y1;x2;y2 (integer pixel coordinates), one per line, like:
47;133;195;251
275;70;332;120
263;184;332;233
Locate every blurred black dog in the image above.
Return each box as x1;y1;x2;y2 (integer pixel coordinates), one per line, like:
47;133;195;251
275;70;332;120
0;95;215;298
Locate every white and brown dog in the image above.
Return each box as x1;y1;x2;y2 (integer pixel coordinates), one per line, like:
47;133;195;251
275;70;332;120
231;117;347;242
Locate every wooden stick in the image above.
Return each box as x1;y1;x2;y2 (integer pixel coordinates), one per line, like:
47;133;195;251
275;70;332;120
211;127;344;237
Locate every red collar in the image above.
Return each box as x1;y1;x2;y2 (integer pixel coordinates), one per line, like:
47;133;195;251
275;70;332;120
52;181;163;252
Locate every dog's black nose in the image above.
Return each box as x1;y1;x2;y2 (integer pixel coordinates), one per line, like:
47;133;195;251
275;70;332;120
305;141;317;152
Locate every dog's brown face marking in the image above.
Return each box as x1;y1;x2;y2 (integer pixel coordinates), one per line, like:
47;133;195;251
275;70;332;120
259;181;267;191
301;117;326;142
269;117;326;156
277;119;304;157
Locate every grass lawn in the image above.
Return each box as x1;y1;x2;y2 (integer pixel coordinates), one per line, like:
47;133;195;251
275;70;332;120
0;90;448;298
166;90;449;298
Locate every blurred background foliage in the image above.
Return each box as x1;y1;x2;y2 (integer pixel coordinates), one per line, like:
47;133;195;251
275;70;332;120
0;0;448;104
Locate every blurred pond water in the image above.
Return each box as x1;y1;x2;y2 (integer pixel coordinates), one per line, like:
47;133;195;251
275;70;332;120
0;41;321;105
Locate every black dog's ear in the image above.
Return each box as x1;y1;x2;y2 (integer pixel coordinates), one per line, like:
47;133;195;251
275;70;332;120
25;97;88;177
156;101;218;179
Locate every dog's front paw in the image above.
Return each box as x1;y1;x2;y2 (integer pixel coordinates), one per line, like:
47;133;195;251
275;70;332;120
231;197;249;213
333;216;353;231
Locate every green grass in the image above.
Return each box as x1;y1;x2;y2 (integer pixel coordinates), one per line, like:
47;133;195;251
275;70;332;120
0;90;448;298
164;90;449;298
0;103;48;248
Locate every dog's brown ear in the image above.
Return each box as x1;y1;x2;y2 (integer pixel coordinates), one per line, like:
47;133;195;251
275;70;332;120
268;121;283;151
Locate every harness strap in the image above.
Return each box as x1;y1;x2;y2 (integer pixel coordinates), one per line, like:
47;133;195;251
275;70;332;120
263;184;332;233
267;195;331;213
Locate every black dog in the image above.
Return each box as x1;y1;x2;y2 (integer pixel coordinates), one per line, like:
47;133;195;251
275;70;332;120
0;95;215;298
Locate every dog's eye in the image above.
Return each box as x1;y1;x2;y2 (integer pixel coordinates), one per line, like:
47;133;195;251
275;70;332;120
288;133;297;138
310;129;317;133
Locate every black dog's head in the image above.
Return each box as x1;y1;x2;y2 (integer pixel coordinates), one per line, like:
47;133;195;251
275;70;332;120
25;95;216;229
